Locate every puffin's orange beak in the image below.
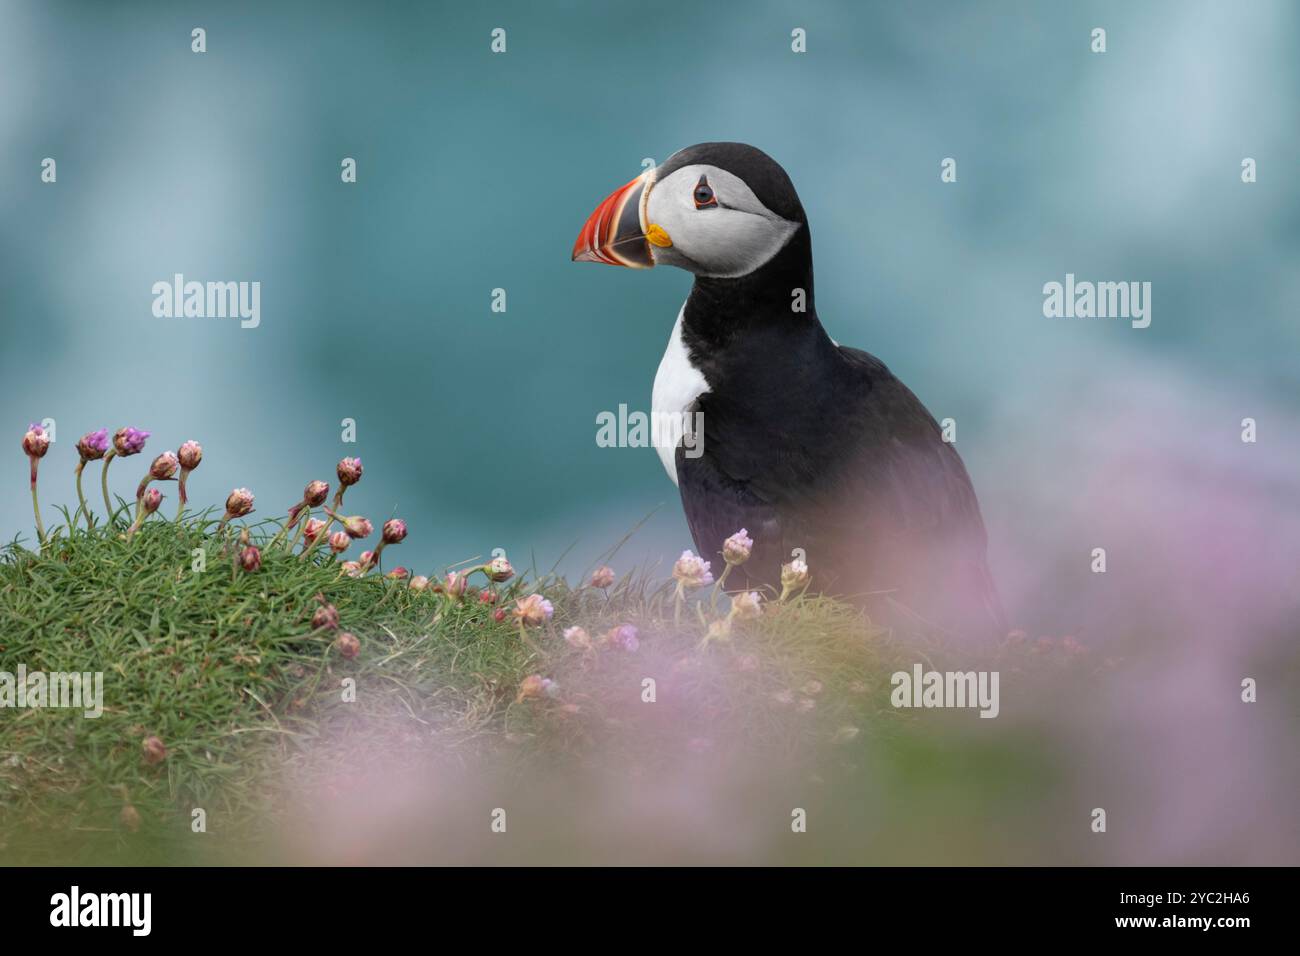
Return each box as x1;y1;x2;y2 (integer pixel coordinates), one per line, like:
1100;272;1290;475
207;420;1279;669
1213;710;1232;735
572;169;656;268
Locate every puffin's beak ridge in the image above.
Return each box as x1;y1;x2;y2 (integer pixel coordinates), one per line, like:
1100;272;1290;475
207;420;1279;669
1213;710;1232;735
572;170;655;268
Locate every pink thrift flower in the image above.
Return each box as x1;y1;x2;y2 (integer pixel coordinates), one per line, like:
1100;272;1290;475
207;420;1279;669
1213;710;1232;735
21;423;49;459
304;480;329;507
149;451;179;481
722;528;753;565
484;555;513;583
335;632;361;659
224;488;255;519
177;440;203;470
513;594;554;627
337;457;363;487
77;428;110;462
141;736;167;765
302;517;326;545
112;427;150;457
672;550;713;589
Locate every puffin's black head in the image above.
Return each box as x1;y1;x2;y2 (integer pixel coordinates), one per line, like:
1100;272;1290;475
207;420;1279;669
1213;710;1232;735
572;143;807;279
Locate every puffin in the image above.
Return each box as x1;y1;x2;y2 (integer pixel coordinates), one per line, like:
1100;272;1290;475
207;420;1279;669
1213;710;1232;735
573;142;1004;638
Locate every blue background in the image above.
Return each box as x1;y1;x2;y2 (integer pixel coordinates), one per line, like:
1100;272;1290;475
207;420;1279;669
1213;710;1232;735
4;0;1298;610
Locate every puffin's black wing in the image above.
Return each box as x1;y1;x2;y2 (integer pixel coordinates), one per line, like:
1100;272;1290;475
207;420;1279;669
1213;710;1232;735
677;344;1004;636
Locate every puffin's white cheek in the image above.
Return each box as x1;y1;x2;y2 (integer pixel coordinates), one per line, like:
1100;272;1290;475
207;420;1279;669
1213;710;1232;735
688;212;791;277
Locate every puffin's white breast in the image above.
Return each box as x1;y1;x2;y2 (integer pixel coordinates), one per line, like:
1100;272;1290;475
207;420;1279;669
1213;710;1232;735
651;304;709;485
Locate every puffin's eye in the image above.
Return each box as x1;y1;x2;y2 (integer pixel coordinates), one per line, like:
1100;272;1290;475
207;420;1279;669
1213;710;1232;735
693;177;717;209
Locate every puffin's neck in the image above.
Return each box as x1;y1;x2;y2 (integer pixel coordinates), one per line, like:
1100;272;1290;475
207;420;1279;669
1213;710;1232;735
681;226;821;352
679;226;834;383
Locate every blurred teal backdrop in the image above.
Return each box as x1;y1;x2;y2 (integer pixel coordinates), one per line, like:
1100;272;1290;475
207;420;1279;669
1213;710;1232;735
3;0;1298;596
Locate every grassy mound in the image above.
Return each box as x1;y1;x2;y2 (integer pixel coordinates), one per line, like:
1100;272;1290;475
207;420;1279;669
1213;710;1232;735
0;513;1091;864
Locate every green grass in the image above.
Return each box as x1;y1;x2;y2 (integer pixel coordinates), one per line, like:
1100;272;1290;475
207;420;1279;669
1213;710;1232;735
0;507;1095;864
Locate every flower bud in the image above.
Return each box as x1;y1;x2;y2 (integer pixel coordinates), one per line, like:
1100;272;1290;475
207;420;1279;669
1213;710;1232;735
149;451;179;481
337;456;363;487
225;487;254;518
141;735;167;765
21;423;49;459
672;550;713;589
77;428;110;462
177;440;203;470
730;590;763;621
335;632;361;659
328;531;350;554
513;593;554;628
337;514;372;539
493;608;507;623
382;518;407;545
484;555;513;583
563;626;592;650
589;566;616;589
444;571;468;599
386;566;409;580
113;426;150;457
780;558;809;590
239;545;262;572
478;588;497;604
359;550;375;566
517;674;545;702
722;528;754;565
410;575;430;592
303;518;326;544
610;623;639;652
340;561;363;578
304;479;329;507
141;487;163;514
312;604;340;629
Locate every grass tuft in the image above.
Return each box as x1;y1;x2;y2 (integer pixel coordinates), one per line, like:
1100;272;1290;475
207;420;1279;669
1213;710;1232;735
0;511;1098;863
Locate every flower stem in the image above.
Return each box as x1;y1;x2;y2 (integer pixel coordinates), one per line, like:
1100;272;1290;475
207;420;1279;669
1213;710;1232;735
359;541;385;573
517;622;542;656
301;490;344;559
286;507;311;554
74;460;91;530
710;562;734;610
266;511;294;552
100;451;117;526
133;476;152;526
175;468;190;522
30;461;46;548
